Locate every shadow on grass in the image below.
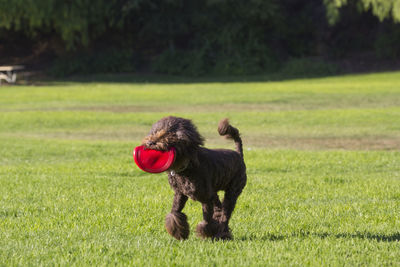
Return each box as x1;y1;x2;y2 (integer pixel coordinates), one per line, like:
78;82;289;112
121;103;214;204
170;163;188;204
14;68;400;86
333;232;400;242
237;233;287;242
23;71;347;85
238;232;400;242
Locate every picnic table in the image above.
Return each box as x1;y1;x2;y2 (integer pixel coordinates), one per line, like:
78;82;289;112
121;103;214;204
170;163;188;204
0;65;24;85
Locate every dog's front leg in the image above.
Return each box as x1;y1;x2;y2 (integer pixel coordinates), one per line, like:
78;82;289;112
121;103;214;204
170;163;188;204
171;192;188;213
165;192;190;240
196;200;219;239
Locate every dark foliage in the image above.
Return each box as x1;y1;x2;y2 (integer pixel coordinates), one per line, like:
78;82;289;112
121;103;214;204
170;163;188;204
0;0;399;76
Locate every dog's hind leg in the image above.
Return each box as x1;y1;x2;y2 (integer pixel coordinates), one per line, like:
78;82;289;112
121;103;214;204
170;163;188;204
218;179;246;240
165;192;190;240
212;194;223;222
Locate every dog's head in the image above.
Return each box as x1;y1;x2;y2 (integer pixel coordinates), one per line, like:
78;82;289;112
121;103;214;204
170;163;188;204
142;116;204;170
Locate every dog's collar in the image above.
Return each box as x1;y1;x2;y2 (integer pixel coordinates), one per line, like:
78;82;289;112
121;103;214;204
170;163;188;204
169;159;190;174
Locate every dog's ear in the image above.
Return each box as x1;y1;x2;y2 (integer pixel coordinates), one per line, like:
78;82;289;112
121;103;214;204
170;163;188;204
176;129;204;147
176;130;195;144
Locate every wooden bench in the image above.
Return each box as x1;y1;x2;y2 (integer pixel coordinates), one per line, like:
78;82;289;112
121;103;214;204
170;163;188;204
0;65;24;85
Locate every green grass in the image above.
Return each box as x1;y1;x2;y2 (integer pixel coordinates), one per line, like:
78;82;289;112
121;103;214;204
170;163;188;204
1;72;400;266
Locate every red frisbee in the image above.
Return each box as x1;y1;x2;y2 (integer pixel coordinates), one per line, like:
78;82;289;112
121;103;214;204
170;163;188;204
133;145;176;173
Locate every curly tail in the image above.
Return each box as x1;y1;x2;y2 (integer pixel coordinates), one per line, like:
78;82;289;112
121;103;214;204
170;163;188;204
218;118;243;158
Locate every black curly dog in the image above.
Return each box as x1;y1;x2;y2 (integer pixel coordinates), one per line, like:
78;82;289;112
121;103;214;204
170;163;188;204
142;116;246;240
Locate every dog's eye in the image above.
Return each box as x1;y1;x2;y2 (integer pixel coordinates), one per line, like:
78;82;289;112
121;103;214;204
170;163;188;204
176;131;185;139
147;140;156;146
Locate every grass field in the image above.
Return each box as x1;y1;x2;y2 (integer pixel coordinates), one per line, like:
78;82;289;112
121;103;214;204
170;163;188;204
1;72;400;266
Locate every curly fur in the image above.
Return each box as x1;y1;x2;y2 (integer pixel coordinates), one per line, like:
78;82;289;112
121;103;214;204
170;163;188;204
165;212;190;240
196;220;219;238
142;116;247;240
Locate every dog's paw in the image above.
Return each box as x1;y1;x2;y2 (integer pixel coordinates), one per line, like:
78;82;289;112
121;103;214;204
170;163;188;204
214;230;233;241
196;220;219;239
165;212;190;240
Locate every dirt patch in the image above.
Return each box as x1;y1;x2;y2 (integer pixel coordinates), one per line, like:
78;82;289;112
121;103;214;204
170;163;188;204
241;135;400;150
3;96;400;113
0;103;365;113
4;131;400;151
0;103;286;113
0;105;165;113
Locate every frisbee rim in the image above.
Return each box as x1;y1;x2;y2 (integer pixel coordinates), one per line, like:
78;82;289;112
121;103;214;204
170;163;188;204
133;145;176;173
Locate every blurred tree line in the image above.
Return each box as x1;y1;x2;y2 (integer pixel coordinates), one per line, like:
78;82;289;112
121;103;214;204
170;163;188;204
0;0;399;76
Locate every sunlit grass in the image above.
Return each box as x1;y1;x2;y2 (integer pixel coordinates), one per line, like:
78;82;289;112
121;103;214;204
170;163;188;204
1;72;400;266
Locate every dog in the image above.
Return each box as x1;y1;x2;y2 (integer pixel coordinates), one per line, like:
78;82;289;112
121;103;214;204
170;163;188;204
142;116;246;240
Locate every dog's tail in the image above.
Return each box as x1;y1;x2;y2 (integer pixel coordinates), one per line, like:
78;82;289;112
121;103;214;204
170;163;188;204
218;118;243;158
